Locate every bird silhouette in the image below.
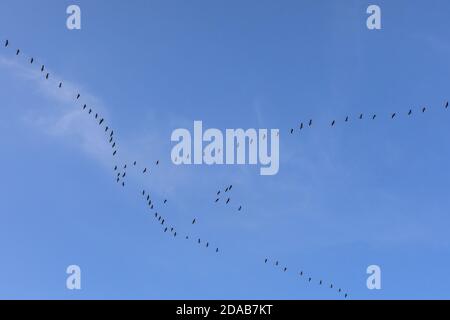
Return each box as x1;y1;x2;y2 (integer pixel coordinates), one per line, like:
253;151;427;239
372;114;376;120
156;160;159;165
445;101;449;109
45;73;49;79
112;143;116;148
300;123;303;130
16;49;19;55
226;198;230;204
83;104;87;110
198;239;201;244
215;198;219;203
143;168;147;173
408;109;412;115
88;109;92;114
359;114;363;119
4;40;8;47
114;166;117;171
206;242;209;248
30;57;33;64
265;259;268;263
391;113;396;119
41;65;44;72
308;119;312;126
76;94;80;99
113;150;117;156
59;82;62;88
422;107;427;113
331;120;335;126
283;267;287;272
238;206;242;211
275;261;279;266
345;116;349;122
216;248;219;253
290;128;294;134
192;219;196;224
164;199;167;204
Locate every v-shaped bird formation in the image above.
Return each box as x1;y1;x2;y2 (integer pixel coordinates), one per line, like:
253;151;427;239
3;37;352;299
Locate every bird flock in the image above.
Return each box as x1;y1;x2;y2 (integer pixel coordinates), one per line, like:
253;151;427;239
289;103;448;135
214;184;243;212
3;37;350;299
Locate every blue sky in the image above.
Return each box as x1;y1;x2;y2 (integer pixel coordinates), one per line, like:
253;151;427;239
1;0;450;299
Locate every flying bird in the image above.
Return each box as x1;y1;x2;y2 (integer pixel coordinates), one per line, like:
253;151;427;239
331;120;335;126
359;114;363;119
16;49;20;55
164;199;167;204
216;248;219;253
30;58;33;64
41;65;45;72
110;131;114;137
422;107;426;113
217;191;220;195
95;113;98;119
290;128;294;134
156;160;159;165
143;168;147;173
275;261;279;266
113;150;117;156
283;267;287;272
300;123;303;130
308;119;312;126
114;166;117;171
76;94;80;99
198;239;201;244
445;101;449;109
88;109;92;114
408;109;412;115
112;143;116;148
345;116;349;122
206;242;209;248
99;118;104;125
83;104;87;110
59;82;62;88
4;40;8;47
372;114;376;120
215;198;219;203
45;73;49;79
391;113;396;119
264;259;268;263
142;190;145;196
192;219;196;224
226;198;230;204
238;206;242;211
